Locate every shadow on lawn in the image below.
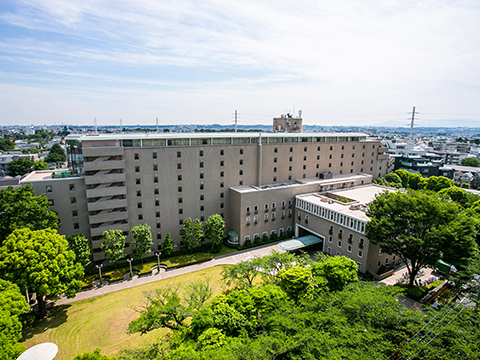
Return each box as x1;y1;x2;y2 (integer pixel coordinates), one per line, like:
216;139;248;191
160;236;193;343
22;304;71;341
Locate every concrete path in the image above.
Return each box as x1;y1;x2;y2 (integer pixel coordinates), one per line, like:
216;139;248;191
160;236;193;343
378;266;441;286
56;242;283;305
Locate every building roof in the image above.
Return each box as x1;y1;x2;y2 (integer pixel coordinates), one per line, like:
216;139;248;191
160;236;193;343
278;235;323;251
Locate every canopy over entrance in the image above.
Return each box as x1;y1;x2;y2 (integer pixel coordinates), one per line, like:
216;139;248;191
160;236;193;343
278;235;323;251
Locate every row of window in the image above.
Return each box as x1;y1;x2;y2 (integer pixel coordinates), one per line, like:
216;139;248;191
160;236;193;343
46;183;76;193
246;200;292;214
243;226;292;242
246;210;291;224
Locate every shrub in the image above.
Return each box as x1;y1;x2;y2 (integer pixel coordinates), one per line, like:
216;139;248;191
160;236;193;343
244;239;252;247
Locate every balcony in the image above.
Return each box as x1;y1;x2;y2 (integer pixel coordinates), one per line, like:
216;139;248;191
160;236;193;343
84;160;125;171
89;210;128;224
85;173;126;185
87;199;128;212
86;186;126;198
90;222;130;237
83;147;124;157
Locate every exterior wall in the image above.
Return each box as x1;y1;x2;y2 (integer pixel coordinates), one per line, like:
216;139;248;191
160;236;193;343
26;175;90;243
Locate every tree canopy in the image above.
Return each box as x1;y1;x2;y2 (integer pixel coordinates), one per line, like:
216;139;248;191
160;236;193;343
44;143;67;164
68;233;92;267
130;224;153;263
7;158;48;176
180;218;203;253
203;214;225;250
162;232;174;256
0;184;60;245
461;157;479;167
0;138;15;151
0;228;84;318
366;190;477;287
101;229;126;267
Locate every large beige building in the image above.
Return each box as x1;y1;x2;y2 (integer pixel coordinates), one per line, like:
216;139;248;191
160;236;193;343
22;127;388;262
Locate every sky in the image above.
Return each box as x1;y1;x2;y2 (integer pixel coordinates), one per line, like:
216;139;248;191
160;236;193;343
1;0;480;128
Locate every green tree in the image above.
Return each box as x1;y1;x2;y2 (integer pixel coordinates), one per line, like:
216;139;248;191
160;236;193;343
7;158;35;176
461;157;479;167
0;184;60;245
366;190;464;287
0;138;15;151
130;224;153;263
67;233;92;267
101;229;126;267
276;265;315;303
162;232;174;256
0;279;29;360
385;172;402;185
423;176;454;192
221;257;264;290
0;228;84;318
438;186;468;205
44;143;67;164
33;160;49;171
73;348;115;360
312;256;358;291
180;218;203;253
204;214;225;250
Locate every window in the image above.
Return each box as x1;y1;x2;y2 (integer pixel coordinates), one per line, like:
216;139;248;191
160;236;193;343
178;197;183;204
340;162;343;166
220;182;224;188
385;258;389;264
46;185;53;193
288;209;292;216
351;161;354;165
177;163;182;170
273;176;277;182
290;147;293;152
221;203;224;208
342;145;345;150
264;213;268;220
329;225;334;235
254;205;258;212
304;155;307;161
352;153;355;157
200;205;204;211
298;211;302;220
220;171;224;177
288;175;292;180
328;236;333;243
330;145;333;150
264;203;269;210
135;166;140;172
220;192;224;198
303;165;306;170
289;166;292;171
274;147;278;153
281;210;285;217
73;222;79;229
134;153;139;160
69;183;75;191
200;184;204;190
244;235;250;242
246;217;250;224
272;202;276;209
177;151;181;157
304;146;307;152
154;188;159;195
359;238;365;248
329;154;332;159
137;202;142;209
288;199;292;206
317;155;320;160
156;223;161;229
153;164;158;171
305;215;308;223
153;152;157;159
220;149;224;155
327;247;332;255
281;200;286;207
239;159;243;165
272;212;275;219
200;216;205;222
240;149;243;155
177;175;182;181
338;240;342;247
254;215;258;223
154;176;158;183
70;197;77;204
199;150;204;156
179;209;183;214
239;180;243;185
289;157;293;162
155;199;159;206
72;210;78;217
274;167;277;172
156;211;160;218
358;250;363;258
341;154;344;158
136;190;142;197
199;162;204;168
136;178;141;185
239;170;243;175
200;173;204;179
246;206;251;213
347;245;352;253
274;157;277;163
329;163;332;167
138;214;143;220
220;160;224;166
199;194;204;201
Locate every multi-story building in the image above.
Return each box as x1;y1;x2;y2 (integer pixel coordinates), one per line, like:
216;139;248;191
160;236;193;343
21;121;388;262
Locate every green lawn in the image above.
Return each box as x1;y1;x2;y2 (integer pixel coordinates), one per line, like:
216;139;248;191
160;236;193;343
21;266;227;360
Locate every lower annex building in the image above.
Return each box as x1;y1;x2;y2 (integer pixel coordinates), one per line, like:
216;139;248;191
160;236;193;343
21;128;388;263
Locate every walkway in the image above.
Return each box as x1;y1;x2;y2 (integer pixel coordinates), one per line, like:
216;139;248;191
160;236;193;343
56;242;283;305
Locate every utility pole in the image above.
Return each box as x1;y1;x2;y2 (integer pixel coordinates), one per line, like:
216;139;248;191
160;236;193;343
410;106;416;140
234;110;238;133
156;117;159;133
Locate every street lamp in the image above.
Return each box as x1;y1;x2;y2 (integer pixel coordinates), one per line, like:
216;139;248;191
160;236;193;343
96;264;103;286
127;258;133;278
155;251;161;275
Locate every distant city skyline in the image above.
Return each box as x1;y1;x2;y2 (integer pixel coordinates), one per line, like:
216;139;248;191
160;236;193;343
1;1;480;127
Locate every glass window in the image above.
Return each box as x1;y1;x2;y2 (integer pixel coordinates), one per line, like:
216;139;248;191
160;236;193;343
153;152;157;158
69;184;75;191
46;185;52;193
72;210;78;217
154;188;159;195
70;197;77;204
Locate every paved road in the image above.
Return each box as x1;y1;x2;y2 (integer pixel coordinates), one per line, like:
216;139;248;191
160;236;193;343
56;242;283;305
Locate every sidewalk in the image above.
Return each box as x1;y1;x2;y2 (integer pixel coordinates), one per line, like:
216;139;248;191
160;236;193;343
56;242;283;305
378;266;441;286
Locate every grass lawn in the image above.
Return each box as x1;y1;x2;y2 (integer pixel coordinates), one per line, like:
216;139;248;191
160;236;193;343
21;266;227;360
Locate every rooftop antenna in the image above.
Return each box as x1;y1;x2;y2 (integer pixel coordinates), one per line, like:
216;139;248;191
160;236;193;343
94;117;97;134
156;117;159;133
120;119;123;133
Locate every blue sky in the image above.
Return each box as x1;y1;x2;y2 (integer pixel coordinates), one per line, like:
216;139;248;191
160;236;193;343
1;0;480;127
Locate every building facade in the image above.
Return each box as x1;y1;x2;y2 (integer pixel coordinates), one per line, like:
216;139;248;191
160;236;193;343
22;130;388;262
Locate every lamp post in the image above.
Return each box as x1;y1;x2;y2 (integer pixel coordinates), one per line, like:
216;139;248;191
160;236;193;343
96;264;103;286
127;258;133;278
155;251;161;275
